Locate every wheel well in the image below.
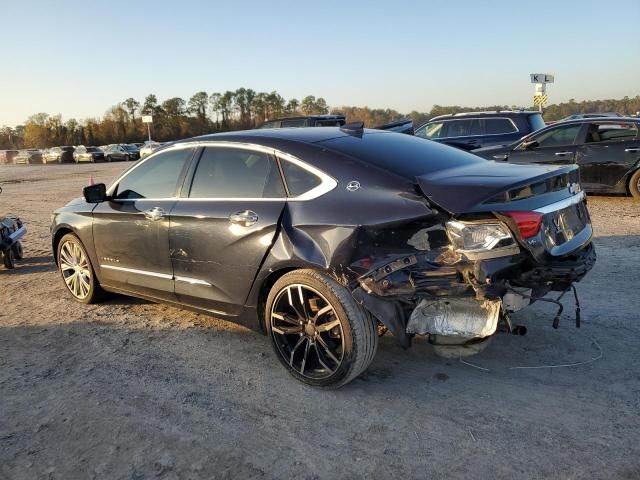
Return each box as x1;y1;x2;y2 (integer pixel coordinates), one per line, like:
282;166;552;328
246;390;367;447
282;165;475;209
256;267;300;332
52;227;73;265
627;168;640;194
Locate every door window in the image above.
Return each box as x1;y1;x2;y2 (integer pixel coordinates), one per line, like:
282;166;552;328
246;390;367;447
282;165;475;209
281;119;307;128
485;118;517;135
586;122;639;143
445;119;472;138
114;147;193;199
533;125;582;147
188;147;285;198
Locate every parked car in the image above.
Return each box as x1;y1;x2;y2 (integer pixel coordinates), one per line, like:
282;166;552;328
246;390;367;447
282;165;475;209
374;119;414;135
558;112;622;122
103;144;140;162
51;127;595;388
13;149;43;164
139;141;166;159
257;115;346;129
73;146;105;163
473;118;640;198
414;111;546;150
0;150;19;164
42;146;75;164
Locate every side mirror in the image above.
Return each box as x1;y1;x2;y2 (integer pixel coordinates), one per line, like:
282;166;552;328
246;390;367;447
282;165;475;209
520;140;538;150
83;183;107;203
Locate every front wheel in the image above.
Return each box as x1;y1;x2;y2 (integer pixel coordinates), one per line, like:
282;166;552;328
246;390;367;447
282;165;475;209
57;233;103;303
265;269;378;388
629;169;640;199
106;156;112;163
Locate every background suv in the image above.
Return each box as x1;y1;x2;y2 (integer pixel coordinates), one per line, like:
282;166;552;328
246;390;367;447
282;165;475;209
257;115;346;129
414;111;546;150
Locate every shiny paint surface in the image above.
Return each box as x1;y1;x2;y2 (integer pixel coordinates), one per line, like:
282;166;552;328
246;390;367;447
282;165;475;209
51;128;595;335
473;118;640;194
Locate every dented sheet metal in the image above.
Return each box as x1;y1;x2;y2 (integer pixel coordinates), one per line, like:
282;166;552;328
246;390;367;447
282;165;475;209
406;298;501;338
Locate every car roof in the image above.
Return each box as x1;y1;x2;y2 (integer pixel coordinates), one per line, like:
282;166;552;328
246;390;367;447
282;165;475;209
429;110;540;121
264;114;345;122
194;126;363;144
549;117;640;126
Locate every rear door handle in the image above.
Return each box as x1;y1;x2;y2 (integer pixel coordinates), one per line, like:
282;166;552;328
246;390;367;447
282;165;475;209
554;151;573;157
229;210;258;227
624;148;640;153
144;207;165;221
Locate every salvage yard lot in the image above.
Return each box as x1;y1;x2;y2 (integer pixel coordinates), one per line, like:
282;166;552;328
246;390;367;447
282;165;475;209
1;163;639;479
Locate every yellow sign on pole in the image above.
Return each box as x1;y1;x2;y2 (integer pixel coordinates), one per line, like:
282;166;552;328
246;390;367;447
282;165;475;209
533;94;548;106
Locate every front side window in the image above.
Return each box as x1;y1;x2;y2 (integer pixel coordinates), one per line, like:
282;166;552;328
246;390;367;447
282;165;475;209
188;147;285;199
415;122;444;139
532;125;582;148
114;147;193;199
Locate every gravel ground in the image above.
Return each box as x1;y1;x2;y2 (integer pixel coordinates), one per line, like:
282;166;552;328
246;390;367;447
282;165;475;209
1;163;639;480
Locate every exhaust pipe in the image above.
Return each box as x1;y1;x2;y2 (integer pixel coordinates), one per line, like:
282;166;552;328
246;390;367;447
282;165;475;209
511;325;527;336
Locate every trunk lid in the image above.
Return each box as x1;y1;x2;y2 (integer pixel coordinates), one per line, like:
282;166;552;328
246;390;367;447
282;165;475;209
417;161;592;259
416;161;580;214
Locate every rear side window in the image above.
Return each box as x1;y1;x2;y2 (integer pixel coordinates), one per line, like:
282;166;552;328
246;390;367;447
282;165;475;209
114;148;193;199
484;118;517;134
189;147;285;198
445;119;472;137
594;123;639;142
281;119;307;128
280;161;322;196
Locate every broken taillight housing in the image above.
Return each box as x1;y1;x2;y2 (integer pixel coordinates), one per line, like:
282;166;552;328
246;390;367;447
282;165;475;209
446;220;514;253
506;211;544;238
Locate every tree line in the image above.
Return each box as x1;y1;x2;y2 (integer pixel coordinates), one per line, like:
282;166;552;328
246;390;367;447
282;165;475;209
1;89;639;149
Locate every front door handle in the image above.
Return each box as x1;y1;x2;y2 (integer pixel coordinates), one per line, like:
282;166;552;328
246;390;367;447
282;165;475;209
229;210;258;227
144;207;165;221
624;148;640;153
554;151;573;157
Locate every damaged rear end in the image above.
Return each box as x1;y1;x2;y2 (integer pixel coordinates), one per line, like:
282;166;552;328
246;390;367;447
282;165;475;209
350;160;595;357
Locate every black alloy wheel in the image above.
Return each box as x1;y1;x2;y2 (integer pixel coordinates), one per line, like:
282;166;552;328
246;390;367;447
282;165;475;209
266;269;378;388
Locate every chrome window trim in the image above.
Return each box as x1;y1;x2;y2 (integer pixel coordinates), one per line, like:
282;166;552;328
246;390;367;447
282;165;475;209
534;191;585;214
107;140;337;202
417;117;519;140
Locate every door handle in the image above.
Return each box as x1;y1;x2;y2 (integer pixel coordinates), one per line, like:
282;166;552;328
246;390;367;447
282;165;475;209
144;207;165;221
624;148;640;153
229;210;259;227
554;151;573;157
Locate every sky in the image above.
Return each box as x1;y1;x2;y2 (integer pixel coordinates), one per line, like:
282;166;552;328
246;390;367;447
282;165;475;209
1;0;639;126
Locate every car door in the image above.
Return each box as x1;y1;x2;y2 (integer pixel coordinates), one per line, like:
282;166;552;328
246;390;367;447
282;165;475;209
92;146;196;299
507;123;585;166
168;144;287;316
575;121;640;190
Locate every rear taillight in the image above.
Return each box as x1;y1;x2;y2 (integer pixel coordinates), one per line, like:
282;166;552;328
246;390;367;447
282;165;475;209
506;212;543;238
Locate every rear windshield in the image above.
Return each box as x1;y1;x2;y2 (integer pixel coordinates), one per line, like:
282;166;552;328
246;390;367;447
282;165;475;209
319;132;483;178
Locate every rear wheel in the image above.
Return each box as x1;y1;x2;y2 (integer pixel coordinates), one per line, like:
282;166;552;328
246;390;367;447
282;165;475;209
12;241;23;260
3;249;15;269
629;169;640;199
265;269;378;388
106;156;112;163
57;233;103;303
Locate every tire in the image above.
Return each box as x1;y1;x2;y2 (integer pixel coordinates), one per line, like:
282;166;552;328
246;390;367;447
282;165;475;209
56;233;103;304
3;249;15;269
265;269;378;388
628;169;640;199
12;241;23;260
106;156;112;163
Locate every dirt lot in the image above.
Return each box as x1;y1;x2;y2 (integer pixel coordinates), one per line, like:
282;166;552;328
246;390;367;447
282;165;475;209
1;162;639;480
